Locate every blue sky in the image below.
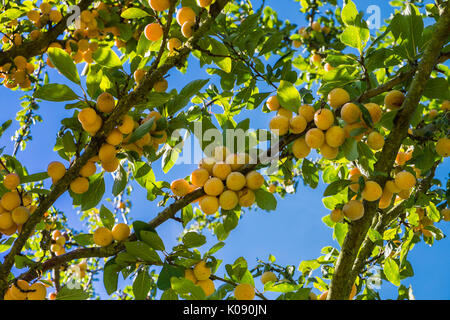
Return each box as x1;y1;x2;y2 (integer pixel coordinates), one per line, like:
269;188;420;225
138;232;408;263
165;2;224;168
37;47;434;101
0;0;449;299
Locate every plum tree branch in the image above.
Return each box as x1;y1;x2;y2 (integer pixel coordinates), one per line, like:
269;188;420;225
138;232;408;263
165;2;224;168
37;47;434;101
328;2;450;300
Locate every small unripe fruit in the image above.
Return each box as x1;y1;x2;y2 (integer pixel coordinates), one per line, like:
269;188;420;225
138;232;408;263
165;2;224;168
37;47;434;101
234;283;255;300
93;227;113;247
328;88;350;109
111;223;130;241
343;200;364;221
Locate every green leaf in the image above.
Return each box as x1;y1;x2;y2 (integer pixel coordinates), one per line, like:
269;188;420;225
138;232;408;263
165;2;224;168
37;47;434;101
277;80;301;112
169;79;209;115
423;78;450;100
99;205;115;229
126;118;154;144
125;241;162;263
157;264;185;291
384;257;401;286
334;222;348;247
34;84;79;102
209;38;232;73
182;232;206;248
161;289;179;300
340;25;369;53
133;267;151;300
73;233;93;246
341;0;358;26
323;180;352;197
140;230;165;251
56;286;89;300
254;189;277;211
342;138;359;161
171;277;206;300
93;47;122;68
80;173;105;211
48;48;80;84
112;165;127;196
121;8;149;19
103;259;121;295
20;172;49;183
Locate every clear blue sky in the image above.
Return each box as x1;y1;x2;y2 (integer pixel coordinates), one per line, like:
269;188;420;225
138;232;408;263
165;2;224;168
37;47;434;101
0;0;448;299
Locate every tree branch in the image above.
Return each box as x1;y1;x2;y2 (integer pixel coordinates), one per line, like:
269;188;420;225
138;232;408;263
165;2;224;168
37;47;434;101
328;3;450;300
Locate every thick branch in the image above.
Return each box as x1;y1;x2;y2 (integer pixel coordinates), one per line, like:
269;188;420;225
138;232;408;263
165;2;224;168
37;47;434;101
328;3;450;300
